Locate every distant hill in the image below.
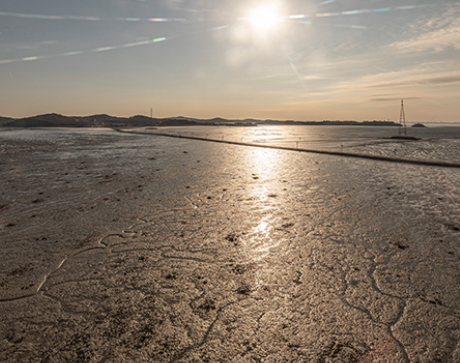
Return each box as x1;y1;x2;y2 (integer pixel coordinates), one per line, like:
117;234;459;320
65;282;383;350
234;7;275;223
5;113;82;128
169;116;200;122
1;114;402;128
2;114;198;128
206;117;229;124
159;118;198;126
0;116;14;126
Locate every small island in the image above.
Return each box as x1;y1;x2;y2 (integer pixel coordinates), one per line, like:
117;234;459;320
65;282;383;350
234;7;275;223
412;123;426;128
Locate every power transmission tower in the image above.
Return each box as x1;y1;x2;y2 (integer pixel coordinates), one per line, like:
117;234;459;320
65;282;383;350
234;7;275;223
399;99;407;136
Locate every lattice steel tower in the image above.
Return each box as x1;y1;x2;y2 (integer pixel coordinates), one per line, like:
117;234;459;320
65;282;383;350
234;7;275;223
399;99;407;136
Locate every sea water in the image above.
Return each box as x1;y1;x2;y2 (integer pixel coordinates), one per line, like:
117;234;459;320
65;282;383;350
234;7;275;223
141;124;460;163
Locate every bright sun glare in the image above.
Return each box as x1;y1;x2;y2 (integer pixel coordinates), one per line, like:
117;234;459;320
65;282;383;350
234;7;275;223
249;6;279;31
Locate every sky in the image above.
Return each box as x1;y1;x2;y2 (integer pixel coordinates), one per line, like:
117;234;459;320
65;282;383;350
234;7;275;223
0;0;459;122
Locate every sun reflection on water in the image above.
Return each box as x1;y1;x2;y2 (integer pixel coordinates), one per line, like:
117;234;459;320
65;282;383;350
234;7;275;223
249;147;281;179
241;215;287;265
255;219;269;234
238;146;288;262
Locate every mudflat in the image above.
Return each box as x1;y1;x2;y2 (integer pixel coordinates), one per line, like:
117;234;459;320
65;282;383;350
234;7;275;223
1;129;460;362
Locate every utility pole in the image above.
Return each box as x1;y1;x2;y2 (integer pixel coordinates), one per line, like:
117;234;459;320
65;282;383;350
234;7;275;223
150;108;153;118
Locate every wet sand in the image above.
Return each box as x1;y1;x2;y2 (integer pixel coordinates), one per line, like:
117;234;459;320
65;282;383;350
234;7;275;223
1;129;460;362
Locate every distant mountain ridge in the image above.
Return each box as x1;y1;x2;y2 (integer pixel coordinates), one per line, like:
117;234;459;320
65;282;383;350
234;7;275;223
0;113;198;128
0;113;401;128
0;116;15;126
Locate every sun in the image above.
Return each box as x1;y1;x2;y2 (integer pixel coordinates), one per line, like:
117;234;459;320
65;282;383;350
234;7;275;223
249;6;279;31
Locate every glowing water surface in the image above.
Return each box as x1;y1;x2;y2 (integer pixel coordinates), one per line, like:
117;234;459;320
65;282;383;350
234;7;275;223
137;124;460;164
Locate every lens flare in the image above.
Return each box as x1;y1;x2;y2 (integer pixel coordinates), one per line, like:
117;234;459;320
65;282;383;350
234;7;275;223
0;1;437;68
0;11;186;23
314;4;433;18
249;6;279;31
0;26;228;65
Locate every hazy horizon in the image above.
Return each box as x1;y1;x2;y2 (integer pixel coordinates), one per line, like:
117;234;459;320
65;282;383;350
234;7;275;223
3;111;460;125
1;0;459;122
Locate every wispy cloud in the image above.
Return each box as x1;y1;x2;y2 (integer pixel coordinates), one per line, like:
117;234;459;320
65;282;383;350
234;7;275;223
368;74;460;89
391;7;460;53
371;97;422;102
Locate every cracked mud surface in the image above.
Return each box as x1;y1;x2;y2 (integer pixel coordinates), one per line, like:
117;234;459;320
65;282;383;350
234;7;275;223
1;128;460;362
